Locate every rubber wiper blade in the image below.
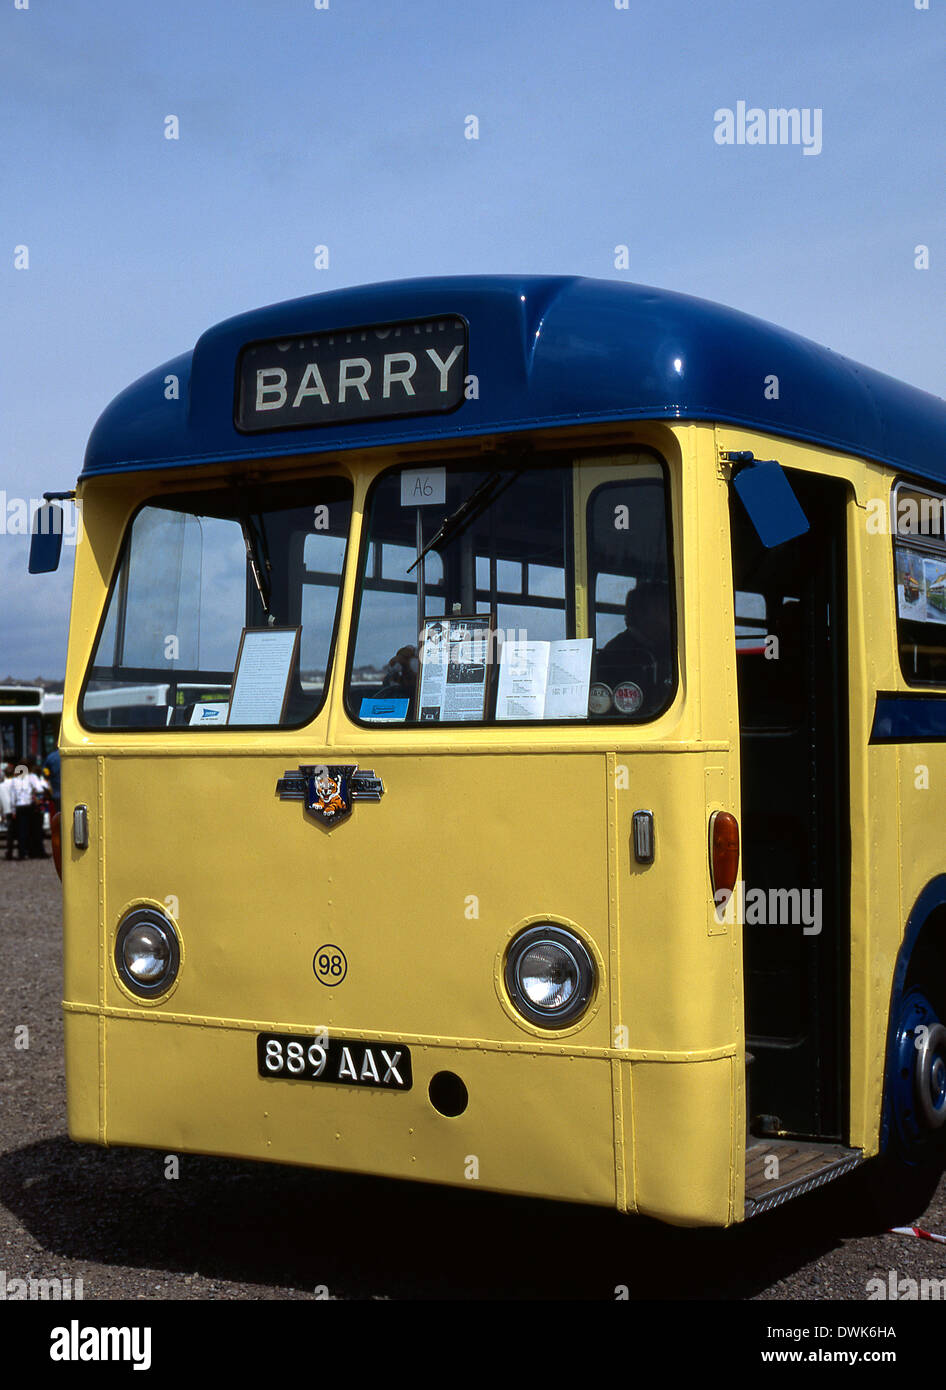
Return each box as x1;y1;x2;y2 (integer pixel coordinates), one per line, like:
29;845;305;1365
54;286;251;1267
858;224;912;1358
241;511;272;614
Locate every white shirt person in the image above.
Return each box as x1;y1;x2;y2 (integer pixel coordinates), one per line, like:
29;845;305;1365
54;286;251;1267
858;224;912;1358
11;768;45;809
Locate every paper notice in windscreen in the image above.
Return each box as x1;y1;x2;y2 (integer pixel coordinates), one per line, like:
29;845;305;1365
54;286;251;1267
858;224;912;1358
417;625;447;719
542;639;593;718
417;617;490;722
495;641;550;720
441;623;490;721
496;638;593;720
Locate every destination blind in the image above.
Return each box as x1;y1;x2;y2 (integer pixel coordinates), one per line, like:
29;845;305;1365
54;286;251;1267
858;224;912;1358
236;316;467;432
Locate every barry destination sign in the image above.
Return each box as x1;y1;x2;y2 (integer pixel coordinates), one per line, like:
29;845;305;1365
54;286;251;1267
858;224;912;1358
236;315;468;432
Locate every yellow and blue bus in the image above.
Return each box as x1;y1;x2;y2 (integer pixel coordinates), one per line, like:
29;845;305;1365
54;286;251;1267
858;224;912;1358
30;276;946;1226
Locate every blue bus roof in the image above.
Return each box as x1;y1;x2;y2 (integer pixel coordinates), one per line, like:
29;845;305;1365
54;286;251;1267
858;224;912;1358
81;275;946;483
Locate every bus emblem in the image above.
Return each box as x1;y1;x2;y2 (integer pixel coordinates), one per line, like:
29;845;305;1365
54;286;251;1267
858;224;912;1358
275;763;384;826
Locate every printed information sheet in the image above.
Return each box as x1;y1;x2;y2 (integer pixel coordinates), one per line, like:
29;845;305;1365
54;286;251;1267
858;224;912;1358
416;615;491;722
496;638;593;720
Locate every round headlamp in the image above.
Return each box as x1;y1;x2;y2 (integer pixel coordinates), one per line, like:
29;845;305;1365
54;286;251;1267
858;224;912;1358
115;908;180;997
504;925;595;1028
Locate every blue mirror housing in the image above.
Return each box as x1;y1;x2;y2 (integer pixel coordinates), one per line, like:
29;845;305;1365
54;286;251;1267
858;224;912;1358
731;457;810;549
29;502;64;574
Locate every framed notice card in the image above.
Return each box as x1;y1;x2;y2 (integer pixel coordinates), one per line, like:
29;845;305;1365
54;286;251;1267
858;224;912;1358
416;614;493;723
227;627;300;726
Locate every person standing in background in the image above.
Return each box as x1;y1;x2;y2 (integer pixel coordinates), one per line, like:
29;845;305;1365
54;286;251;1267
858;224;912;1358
0;765;14;861
10;762;48;860
27;760;50;859
10;765;34;860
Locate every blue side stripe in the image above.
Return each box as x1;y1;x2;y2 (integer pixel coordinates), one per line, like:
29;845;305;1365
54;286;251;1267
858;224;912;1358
871;694;946;743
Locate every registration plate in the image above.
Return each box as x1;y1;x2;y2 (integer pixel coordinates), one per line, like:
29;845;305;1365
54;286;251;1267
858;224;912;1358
256;1033;412;1091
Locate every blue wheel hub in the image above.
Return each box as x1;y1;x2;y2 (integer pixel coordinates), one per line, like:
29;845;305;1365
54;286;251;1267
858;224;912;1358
892;988;946;1155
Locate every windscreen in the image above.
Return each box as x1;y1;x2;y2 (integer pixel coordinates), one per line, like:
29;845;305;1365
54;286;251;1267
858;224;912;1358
346;455;675;724
81;478;352;730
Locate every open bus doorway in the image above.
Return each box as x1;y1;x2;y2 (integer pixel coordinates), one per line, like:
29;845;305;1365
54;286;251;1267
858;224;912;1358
732;472;850;1144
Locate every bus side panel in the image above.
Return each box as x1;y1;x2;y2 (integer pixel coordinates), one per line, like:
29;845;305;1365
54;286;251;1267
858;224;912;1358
63;1011;101;1144
61;754;107;1146
851;740;902;1154
613;753;743;1054
847;469;900;1156
60;753;104;1009
610;753;743;1219
99;1020;618;1206
631;1056;736;1227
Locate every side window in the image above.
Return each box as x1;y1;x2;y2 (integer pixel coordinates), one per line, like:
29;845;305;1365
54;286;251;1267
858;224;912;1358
24;717;41;761
734;589;805;728
300;532;349;690
735;590;767;652
0;720;17;763
587;469;675;718
893;482;946;684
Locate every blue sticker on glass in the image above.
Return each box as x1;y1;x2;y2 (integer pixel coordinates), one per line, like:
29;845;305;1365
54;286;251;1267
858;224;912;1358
359;698;410;722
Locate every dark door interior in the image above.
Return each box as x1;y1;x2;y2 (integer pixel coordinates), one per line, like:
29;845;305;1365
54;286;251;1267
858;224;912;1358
731;471;850;1141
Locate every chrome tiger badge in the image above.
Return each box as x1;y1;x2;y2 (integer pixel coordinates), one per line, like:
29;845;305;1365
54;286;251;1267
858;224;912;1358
275;763;384;826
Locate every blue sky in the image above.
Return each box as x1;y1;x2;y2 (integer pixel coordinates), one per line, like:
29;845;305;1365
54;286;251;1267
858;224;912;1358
2;0;944;677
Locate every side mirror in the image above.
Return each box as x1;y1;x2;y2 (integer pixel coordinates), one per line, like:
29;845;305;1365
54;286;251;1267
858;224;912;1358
731;458;810;549
29;503;64;574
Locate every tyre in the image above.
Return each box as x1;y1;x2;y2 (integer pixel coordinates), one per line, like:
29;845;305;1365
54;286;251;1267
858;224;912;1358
887;987;946;1165
844;986;946;1230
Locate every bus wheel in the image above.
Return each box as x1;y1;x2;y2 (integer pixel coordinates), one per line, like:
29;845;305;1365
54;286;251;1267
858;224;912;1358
840;988;946;1231
891;988;946;1160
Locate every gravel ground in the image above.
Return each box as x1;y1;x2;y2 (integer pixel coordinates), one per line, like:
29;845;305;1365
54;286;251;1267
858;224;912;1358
3;852;946;1304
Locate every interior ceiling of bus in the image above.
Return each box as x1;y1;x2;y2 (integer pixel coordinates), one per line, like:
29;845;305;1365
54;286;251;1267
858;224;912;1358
80;275;946;485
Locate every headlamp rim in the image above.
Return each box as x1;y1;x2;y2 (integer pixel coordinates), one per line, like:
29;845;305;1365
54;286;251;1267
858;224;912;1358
504;924;595;1029
115;907;181;998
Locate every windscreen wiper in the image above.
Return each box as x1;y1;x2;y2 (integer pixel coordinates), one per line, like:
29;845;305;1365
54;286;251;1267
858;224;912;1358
241;509;272;615
406;467;521;574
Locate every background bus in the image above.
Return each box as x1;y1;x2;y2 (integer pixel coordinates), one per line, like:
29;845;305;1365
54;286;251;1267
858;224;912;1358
0;685;61;765
0;686;61;844
79;684;232;728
